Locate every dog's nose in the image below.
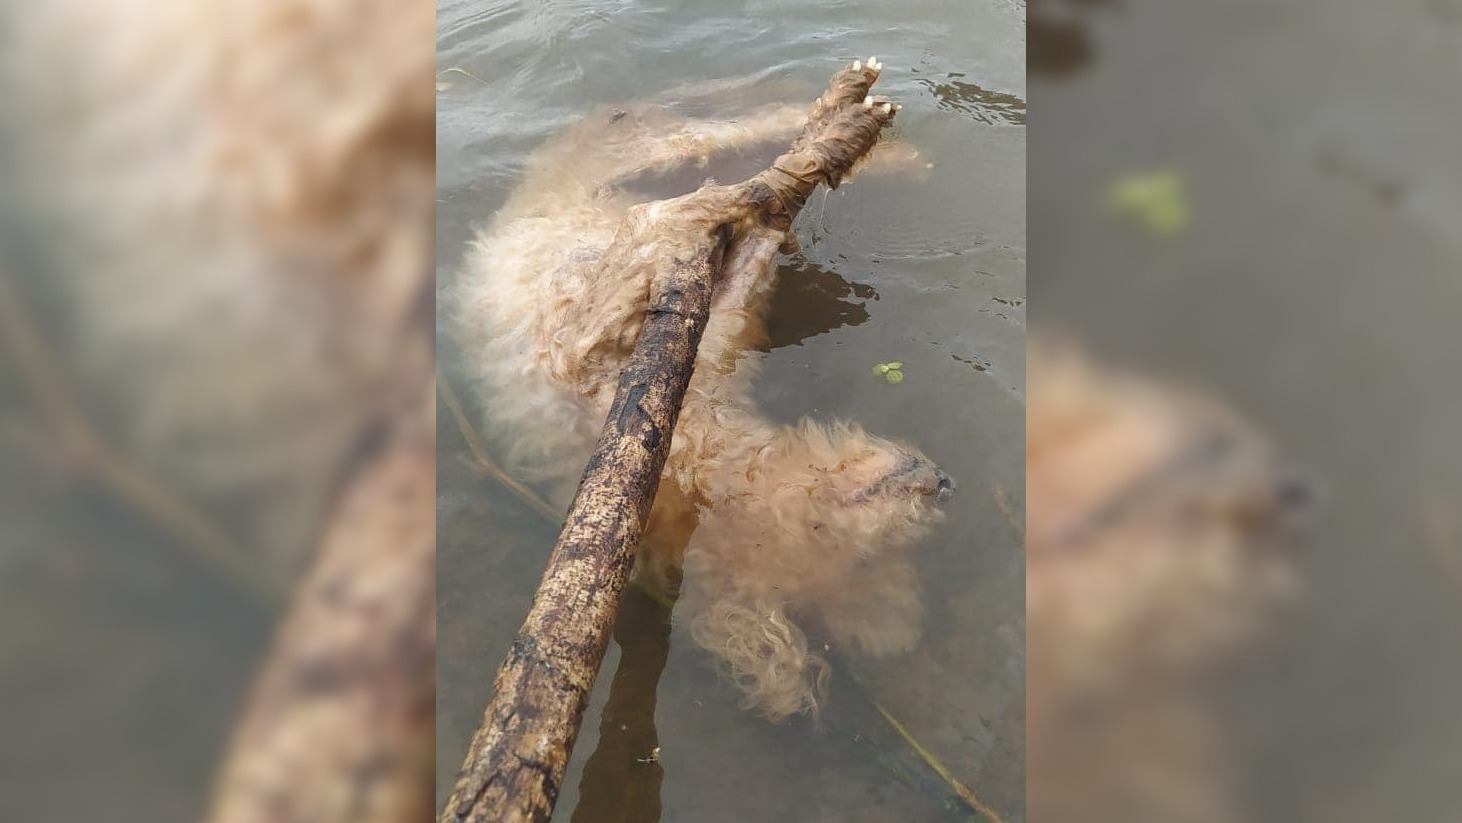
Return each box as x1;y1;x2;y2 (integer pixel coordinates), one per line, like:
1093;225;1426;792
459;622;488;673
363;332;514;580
935;470;957;503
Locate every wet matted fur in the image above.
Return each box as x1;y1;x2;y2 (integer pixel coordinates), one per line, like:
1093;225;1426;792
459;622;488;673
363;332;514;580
455;60;955;721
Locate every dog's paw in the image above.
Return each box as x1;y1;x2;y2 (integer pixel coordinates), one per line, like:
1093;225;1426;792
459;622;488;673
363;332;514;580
820;55;889;118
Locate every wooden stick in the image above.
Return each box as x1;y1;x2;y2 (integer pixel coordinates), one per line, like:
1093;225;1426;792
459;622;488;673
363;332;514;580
440;59;896;823
439;238;726;823
203;381;437;823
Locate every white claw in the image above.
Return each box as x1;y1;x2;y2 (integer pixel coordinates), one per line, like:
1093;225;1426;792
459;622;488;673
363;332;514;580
869;55;881;70
863;96;873;107
892;103;903;111
880;102;892;114
853;60;862;71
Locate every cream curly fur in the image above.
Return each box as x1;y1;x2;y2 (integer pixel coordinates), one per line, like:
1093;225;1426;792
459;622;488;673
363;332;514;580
455;83;952;721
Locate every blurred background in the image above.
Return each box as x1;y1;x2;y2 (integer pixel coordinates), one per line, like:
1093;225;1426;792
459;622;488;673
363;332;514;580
0;0;435;821
1028;0;1462;821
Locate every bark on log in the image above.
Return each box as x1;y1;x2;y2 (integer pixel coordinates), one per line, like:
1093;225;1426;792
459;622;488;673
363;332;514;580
440;59;898;823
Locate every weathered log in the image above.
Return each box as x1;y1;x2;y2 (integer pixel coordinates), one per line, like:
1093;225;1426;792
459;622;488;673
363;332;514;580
439;239;725;823
440;59;898;823
202;375;437;823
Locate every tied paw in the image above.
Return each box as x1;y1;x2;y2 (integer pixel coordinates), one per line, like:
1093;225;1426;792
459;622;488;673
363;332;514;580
789;88;901;191
819;94;899;145
806;56;891;133
838;55;885;99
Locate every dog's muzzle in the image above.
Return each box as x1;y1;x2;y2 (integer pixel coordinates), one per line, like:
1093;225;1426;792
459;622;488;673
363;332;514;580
865;459;956;505
852;458;957;506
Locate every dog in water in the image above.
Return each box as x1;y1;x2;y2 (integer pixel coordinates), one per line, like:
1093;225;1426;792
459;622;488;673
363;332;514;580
454;59;954;720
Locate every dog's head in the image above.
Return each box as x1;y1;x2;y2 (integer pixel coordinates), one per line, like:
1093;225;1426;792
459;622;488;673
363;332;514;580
682;420;950;721
746;421;955;567
817;432;955;522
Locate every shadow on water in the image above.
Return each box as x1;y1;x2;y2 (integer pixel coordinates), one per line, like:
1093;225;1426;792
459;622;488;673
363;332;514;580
1028;0;1121;79
570;585;675;823
764;255;877;350
913;72;1027;126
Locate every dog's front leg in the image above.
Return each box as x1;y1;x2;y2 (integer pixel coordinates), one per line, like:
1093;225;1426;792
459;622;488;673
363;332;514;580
682;571;830;721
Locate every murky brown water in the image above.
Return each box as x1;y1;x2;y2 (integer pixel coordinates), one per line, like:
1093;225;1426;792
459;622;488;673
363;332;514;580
1029;1;1462;820
436;0;1026;820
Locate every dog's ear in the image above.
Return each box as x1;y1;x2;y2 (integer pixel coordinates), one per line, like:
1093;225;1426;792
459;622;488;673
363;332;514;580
686;593;829;722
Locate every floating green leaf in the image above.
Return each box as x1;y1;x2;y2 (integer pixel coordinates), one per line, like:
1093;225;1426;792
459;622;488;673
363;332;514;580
1109;169;1189;235
873;361;906;384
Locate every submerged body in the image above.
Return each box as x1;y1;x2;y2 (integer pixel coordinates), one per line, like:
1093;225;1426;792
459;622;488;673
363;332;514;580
456;62;953;719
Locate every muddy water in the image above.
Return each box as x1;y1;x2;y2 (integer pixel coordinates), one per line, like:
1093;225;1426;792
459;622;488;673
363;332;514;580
436;1;1026;821
1029;1;1462;820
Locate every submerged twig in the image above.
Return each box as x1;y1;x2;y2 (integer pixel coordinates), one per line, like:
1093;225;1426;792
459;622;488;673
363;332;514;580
438;372;562;523
874;702;1009;823
0;272;277;605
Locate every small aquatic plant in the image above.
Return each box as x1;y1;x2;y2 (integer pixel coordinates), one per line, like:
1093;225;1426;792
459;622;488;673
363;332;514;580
873;360;905;384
